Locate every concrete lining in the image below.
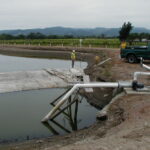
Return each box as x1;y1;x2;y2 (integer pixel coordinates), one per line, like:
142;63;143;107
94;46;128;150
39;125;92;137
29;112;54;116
0;68;84;94
124;88;150;95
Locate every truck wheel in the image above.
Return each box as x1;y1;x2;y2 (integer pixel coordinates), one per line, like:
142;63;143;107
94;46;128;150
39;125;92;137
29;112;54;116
127;54;137;63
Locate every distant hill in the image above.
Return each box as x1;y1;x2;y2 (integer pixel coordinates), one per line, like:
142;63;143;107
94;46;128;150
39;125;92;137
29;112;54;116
0;27;149;37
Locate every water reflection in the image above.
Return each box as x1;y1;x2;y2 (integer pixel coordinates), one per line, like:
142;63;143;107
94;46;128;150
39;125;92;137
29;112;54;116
0;88;97;143
43;90;84;135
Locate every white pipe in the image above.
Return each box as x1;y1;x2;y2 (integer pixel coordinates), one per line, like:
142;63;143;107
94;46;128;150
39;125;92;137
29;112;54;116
140;57;150;71
142;64;150;71
97;58;111;66
42;82;131;122
133;72;150;81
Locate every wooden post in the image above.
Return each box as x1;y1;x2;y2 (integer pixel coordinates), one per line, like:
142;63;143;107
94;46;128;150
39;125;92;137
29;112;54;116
50;88;71;105
50;103;70;118
42;122;59;135
49;98;79;120
74;100;78;130
51;120;71;133
67;96;75;130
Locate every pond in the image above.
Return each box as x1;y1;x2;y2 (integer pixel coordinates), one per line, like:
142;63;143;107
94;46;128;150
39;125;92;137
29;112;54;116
0;54;98;144
0;54;87;72
0;89;98;143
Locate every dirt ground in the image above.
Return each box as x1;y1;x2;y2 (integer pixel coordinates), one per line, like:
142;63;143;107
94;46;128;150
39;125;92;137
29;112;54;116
0;45;150;150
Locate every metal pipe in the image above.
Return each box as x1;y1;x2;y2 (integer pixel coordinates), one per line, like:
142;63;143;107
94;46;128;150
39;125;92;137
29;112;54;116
97;58;111;66
133;72;150;81
142;64;150;71
42;81;132;122
140;57;150;71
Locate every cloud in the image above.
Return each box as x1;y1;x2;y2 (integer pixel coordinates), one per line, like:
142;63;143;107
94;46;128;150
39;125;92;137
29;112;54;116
0;0;149;29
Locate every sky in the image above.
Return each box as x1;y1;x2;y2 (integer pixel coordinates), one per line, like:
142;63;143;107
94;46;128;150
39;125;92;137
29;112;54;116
0;0;150;30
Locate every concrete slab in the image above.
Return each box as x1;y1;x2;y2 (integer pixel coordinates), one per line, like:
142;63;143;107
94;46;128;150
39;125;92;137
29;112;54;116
83;75;93;93
124;88;150;95
0;68;84;94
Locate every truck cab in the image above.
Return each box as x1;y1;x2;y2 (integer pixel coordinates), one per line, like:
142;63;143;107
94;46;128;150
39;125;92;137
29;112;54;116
120;43;150;63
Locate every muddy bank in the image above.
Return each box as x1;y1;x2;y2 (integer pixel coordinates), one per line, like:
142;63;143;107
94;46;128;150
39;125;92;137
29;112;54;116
0;44;117;66
60;94;150;150
0;44;116;60
0;45;92;61
0;44;118;53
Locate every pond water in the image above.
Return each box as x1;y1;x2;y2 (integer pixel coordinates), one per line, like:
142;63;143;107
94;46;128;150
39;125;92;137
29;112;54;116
0;89;98;143
0;54;98;144
0;54;87;72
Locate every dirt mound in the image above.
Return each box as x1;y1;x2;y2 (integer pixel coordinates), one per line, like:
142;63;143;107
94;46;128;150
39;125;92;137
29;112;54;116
50;94;150;150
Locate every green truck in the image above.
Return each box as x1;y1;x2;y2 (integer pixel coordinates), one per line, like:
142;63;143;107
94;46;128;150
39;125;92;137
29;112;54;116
120;43;150;63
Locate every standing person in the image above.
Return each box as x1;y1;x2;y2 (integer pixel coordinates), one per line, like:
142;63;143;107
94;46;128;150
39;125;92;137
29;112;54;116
71;50;76;68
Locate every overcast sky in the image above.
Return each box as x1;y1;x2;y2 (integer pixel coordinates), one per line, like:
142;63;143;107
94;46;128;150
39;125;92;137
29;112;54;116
0;0;150;30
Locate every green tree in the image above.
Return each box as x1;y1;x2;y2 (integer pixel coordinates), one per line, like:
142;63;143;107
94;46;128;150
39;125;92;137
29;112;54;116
119;22;133;41
27;32;46;39
16;34;26;39
0;34;14;40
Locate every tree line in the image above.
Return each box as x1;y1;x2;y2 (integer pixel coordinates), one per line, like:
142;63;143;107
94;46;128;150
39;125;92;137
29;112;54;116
128;33;150;41
1;32;150;41
0;33;118;40
0;33;76;40
0;22;150;41
119;22;150;43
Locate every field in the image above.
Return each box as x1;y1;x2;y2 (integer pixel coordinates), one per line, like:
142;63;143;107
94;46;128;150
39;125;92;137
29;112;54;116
0;38;147;48
0;39;120;48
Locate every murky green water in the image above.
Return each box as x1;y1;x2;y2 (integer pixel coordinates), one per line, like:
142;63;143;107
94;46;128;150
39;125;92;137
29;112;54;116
0;54;97;144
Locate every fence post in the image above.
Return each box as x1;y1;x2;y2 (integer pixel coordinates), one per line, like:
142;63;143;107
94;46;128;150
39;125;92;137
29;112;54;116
79;39;83;47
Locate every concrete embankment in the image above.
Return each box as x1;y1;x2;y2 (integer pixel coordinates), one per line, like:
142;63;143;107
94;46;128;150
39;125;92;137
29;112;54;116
0;68;83;93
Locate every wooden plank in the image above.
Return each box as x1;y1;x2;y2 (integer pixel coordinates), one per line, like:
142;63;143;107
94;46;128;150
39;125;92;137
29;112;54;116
50;98;78;120
50;88;71;105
